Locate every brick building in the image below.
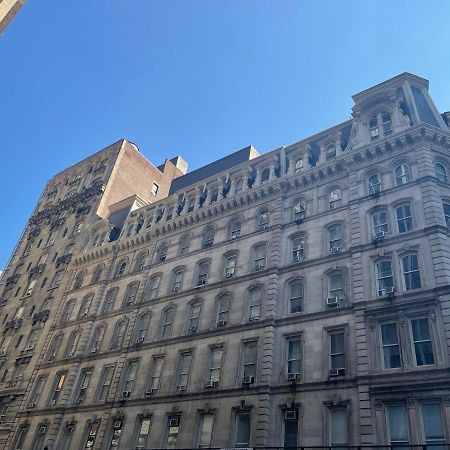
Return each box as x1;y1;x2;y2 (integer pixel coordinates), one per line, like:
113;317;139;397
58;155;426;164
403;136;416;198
0;72;450;449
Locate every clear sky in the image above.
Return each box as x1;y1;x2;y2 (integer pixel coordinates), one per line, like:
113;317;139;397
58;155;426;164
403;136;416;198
1;0;450;268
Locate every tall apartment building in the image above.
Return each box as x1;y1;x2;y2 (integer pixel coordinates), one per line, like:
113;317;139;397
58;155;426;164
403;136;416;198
0;72;450;449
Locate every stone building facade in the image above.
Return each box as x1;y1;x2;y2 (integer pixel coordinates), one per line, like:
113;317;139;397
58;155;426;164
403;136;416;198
1;72;450;449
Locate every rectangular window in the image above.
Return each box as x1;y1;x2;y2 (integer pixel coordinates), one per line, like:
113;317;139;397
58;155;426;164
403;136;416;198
225;255;237;278
328;225;342;251
387;404;409;447
58;422;75;449
376;260;394;294
161;308;174;338
148;275;160;300
253;245;266;270
172;271;183;292
134;417;152;449
373;211;389;236
106;420;123;449
286;337;301;377
166;416;180;449
396;204;413;233
248;288;262;320
14;425;29;450
402;255;421;291
292;236;305;262
329;330;345;370
207;346;223;384
289;280;303;313
24;280;36;296
148;356;164;392
46;231;57;246
75;369;92;405
234;411;251;448
83;421;99;449
284;409;299;447
421;403;445;448
123;360;139;395
152;183;159;195
329;408;348;446
328;272;344;299
411;318;434;366
442;202;450;227
217;295;230;326
49;372;66;406
97;365;115;402
197;262;209;285
176;352;193;389
198;413;214;448
30;376;46;407
188;303;201;331
381;323;402;369
242;341;258;380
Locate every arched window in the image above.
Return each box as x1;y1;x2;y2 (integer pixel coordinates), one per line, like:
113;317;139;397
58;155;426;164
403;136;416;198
47;334;63;361
247;286;263;321
172;269;184;292
73;271;84;290
216;294;231;326
159;306;175;339
135;313;151;344
229;219;241;240
402;254;421;291
102;288;118;313
288;279;303;314
395;164;410;186
210;189;219;204
156;243;168;263
77;294;93;319
235;179;244;195
178;234;190;256
326;145;336;161
60;300;75;324
203;227;215;248
252;244;266;271
89;325;106;353
329;188;342;210
91;266;103;284
65;329;81;358
261;168;270;183
368;174;381;195
434;162;447;183
293;201;306;223
123;282;140;308
134;252;147;272
186;301;202;332
258;210;269;230
110;319;128;350
114;260;127;278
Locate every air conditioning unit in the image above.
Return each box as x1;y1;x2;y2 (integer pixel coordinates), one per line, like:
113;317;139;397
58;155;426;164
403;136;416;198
48;354;55;361
329;368;346;377
38;426;47;434
173;286;180;292
177;385;186;392
51;400;57;406
284;410;297;421
287;372;300;382
169;417;180;427
379;287;395;297
28;402;36;408
188;326;197;333
255;264;264;271
197;279;206;286
216;320;227;327
81;311;88;317
26;345;35;351
242;376;255;385
145;388;158;395
374;231;385;239
89;348;98;354
113;420;123;429
137;336;145;343
385;287;395;295
326;297;339;307
122;391;131;398
249;316;260;321
330;246;341;254
226;272;234;278
205;380;217;388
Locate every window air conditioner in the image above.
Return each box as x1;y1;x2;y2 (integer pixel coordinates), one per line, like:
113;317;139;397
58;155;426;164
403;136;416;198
255;264;264;271
173;286;180;292
284;410;297;421
113;420;123;429
89;348;98;354
188;326;197;333
385;287;395;295
242;376;255;385
287;372;300;382
205;380;217;388
216;320;227;327
38;426;47;434
169;417;180;427
137;336;145;343
248;316;260;322
177;385;186;392
28;402;36;408
329;368;345;377
330;246;341;254
226;272;234;278
145;388;158;395
122;391;131;398
374;231;385;239
326;297;339;307
51;400;57;406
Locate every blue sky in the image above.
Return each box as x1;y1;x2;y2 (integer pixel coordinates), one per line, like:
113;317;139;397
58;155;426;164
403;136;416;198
1;0;450;268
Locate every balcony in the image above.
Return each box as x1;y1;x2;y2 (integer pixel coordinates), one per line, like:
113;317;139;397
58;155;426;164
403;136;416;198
32;309;50;325
56;254;72;268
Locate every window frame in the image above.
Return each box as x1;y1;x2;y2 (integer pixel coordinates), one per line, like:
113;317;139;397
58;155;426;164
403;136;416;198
252;243;266;272
395;163;410;187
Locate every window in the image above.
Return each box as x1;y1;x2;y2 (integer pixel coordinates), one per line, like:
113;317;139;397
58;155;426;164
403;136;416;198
326;145;336;161
77;294;93;319
402;254;421;290
224;254;237;278
51;272;63;288
178;234;190;256
198;413;215;448
31;424;48;450
148;356;164;392
46;231;57;246
396;203;413;233
91;266;103;284
293;201;306;223
166;206;174;220
288;280;303;313
421;403;446;448
241;340;258;381
24;280;36;296
134;417;152;449
123;281;139;307
156;243;168;262
29;375;46;407
286;336;301;377
97;365;115;402
294;157;304;173
327;224;342;252
175;351;193;389
260;168;270;183
372;210;389;237
368;173;381;194
90;325;105;353
47;334;63;361
434;162;447;183
387;404;409;446
114;260;127;278
258;210;269;230
187;197;195;212
329;329;345;370
135;313;151;343
207;346;223;384
210;188;219;203
160;307;175;338
122;359;139;396
216;294;231;326
60;300;75;324
110;320;127;350
411;318;434;366
57;422;76;449
381;322;402;369
146;275;161;300
443;202;450;227
65;329;80;357
328;271;344;300
253;244;266;271
25;329;38;350
166;416;180;449
187;302;201;332
203;227;215;248
82;421;100;449
234;411;251;448
134;252;147;272
328;408;348;446
235;179;244;194
103;288;118;313
395;164;410;186
172;269;184;292
74;368;92;405
329;188;342;209
248;286;262;321
376;260;393;295
196;260;210;286
73;271;85;289
369;112;392;141
284;408;299;447
152;182;159;195
73;222;83;235
48;372;66;406
229;219;241;239
13;424;29;450
292;235;305;262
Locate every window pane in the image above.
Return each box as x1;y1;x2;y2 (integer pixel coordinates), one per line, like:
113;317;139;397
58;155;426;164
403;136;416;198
381;323;401;369
422;404;445;441
330;409;348;445
136;418;151;449
199;414;214;447
411;318;434;366
235;412;251;447
284;417;298;448
387;405;408;443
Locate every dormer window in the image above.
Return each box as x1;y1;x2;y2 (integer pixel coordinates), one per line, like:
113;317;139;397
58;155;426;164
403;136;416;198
261;168;270;183
369;112;392;141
